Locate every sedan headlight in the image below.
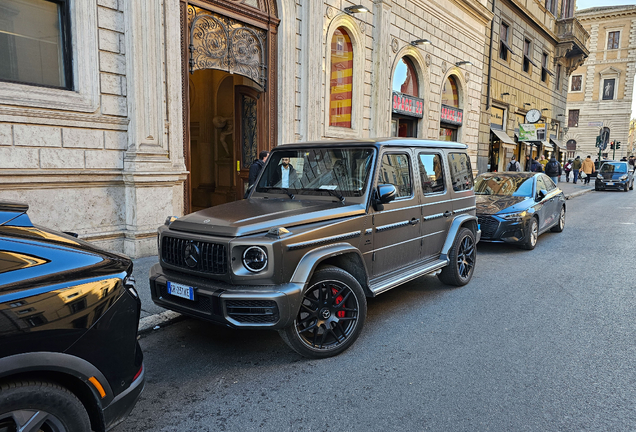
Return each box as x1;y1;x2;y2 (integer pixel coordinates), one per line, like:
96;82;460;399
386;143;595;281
597;174;603;180
501;210;527;222
242;246;268;273
620;174;628;181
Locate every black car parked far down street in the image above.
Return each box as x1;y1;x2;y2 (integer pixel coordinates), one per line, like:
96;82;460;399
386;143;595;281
0;202;144;432
595;161;634;192
475;172;566;250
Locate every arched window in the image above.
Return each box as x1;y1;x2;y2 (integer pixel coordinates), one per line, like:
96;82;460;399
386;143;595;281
329;27;353;128
393;57;418;97
441;76;459;108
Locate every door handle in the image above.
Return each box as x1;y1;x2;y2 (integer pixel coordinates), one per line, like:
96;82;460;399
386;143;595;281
443;211;452;217
409;218;420;225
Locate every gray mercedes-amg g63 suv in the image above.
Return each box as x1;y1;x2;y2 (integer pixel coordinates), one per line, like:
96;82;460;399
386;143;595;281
150;138;479;358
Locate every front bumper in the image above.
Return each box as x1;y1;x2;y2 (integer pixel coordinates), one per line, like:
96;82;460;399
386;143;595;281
477;214;528;244
595;179;627;190
149;264;303;330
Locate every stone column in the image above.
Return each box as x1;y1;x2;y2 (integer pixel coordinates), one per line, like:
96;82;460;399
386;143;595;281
370;0;392;138
300;1;323;141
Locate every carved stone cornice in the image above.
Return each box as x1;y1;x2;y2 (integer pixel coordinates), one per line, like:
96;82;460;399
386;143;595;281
576;5;636;21
451;0;494;25
188;0;279;27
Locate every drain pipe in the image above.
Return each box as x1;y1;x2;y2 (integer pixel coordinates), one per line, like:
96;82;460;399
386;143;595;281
485;0;495;111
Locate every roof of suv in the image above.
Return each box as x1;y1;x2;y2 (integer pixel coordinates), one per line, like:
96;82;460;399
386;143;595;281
278;138;468;150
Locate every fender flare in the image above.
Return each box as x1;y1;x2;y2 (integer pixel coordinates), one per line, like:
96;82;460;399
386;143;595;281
440;215;478;262
290;243;369;289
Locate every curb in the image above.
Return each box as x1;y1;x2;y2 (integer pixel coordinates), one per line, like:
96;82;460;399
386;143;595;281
138;310;184;336
564;188;594;200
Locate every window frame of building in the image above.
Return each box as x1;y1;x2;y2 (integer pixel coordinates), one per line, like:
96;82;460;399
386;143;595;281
568;109;579;128
324;20;364;139
545;0;556;15
0;1;98;112
523;38;536;74
555;64;562;91
570;74;583;92
602;78;617;100
490;105;506;131
607;30;620;50
561;0;574;18
541;52;553;84
0;0;73;90
499;21;513;62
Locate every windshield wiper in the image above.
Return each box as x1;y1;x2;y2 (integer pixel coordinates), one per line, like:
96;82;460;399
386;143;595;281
265;187;295;199
310;188;345;204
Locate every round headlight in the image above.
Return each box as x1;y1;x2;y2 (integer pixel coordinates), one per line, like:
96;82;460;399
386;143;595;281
242;246;268;273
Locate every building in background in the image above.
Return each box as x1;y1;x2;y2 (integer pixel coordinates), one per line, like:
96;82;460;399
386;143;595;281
478;0;589;172
565;5;636;160
0;0;492;257
628;118;636;155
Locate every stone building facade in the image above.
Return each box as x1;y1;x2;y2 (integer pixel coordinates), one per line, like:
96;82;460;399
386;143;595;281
565;5;636;160
0;0;492;257
478;0;588;172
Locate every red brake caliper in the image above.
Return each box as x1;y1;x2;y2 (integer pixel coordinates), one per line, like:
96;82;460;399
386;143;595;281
332;287;345;318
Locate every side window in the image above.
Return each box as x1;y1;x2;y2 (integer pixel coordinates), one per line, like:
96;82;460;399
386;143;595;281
447;153;473;192
542;175;556;191
418;153;446;194
380;153;412;198
536;176;547;194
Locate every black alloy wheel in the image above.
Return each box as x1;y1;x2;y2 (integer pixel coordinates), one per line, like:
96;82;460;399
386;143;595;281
551;206;565;232
280;266;366;358
0;381;91;432
521;217;539;250
438;227;476;287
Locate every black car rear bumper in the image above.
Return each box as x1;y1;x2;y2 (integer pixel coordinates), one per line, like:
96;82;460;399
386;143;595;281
149;264;303;330
103;365;145;431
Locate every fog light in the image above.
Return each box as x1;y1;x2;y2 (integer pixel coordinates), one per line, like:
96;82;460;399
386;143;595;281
242;246;268;273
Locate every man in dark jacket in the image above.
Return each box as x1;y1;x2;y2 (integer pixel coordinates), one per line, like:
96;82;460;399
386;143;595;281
248;151;269;187
572;156;582;183
545;156;562;185
271;157;298;188
530;157;543;173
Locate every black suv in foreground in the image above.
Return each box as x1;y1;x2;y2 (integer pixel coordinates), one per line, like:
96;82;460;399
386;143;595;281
0;202;144;432
151;139;480;358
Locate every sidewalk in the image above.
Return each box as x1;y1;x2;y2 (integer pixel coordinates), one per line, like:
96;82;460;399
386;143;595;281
133;179;594;333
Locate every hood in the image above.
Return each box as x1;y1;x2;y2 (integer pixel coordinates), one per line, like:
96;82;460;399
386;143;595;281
598;172;628;180
169;198;366;237
476;195;531;215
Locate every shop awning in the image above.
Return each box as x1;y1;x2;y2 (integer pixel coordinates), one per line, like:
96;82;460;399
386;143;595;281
542;141;554;150
491;128;516;146
550;138;562;150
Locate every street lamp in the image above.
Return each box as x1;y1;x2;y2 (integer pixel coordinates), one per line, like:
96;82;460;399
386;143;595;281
344;5;369;14
455;61;473;67
410;39;432;46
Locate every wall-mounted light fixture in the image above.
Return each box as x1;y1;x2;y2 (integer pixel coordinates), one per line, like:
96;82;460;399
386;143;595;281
557;114;565;117
501;92;510;96
410;39;431;46
523;103;531;106
344;5;369;14
541;108;549;111
455;61;473;67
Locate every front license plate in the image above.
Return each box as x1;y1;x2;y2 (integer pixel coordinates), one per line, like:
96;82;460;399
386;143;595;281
607;182;614;186
167;281;194;301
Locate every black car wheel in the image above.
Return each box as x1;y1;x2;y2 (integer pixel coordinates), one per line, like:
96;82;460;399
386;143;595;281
551;206;565;232
521;217;539;250
624;183;630;192
438;227;476;287
0;380;91;432
280;266;367;358
630;181;633;190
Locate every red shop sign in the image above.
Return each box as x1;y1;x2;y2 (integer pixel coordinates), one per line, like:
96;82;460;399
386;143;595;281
392;92;424;118
440;104;463;126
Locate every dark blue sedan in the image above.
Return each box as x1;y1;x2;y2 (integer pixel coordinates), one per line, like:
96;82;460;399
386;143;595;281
475;172;566;250
595;161;634;191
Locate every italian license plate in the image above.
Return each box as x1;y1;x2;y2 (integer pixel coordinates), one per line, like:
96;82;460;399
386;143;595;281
607;182;614;186
167;281;194;301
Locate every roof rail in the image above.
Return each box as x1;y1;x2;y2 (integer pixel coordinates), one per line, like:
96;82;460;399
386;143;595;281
0;201;29;213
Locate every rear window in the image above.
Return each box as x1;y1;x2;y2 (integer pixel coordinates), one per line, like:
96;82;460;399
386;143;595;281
447;153;473;192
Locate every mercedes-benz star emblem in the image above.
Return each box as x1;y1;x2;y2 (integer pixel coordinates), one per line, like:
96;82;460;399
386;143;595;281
184;241;200;268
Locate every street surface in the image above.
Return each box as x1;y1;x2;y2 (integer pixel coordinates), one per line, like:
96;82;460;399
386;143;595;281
117;189;636;431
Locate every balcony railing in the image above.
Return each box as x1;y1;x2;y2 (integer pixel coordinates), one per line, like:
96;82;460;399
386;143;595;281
556;17;590;57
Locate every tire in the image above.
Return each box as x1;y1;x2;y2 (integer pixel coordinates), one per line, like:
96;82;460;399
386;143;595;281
437;227;476;287
625;183;630;192
630;181;633;190
595;185;600;191
279;265;367;358
520;217;539;250
551;206;565;232
0;380;91;432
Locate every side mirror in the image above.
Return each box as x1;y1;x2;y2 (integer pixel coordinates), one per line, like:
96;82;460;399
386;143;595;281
373;184;396;210
536;189;548;201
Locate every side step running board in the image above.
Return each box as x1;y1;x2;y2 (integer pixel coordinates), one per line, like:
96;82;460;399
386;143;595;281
369;259;448;296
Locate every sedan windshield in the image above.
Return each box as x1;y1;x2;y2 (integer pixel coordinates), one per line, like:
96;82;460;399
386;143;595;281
255;147;374;197
600;162;627;174
474;175;534;197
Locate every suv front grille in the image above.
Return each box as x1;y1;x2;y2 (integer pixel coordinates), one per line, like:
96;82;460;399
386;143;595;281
226;300;279;324
478;215;499;239
161;236;228;274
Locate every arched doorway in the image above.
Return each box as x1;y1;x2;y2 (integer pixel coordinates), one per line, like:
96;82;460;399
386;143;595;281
439;75;463;142
181;2;279;212
391;56;422;137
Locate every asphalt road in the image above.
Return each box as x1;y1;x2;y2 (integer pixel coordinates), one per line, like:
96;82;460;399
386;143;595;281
116;190;636;432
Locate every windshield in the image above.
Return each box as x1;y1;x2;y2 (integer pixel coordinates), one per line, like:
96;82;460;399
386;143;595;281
255;147;375;197
600;162;627;174
474;175;534;197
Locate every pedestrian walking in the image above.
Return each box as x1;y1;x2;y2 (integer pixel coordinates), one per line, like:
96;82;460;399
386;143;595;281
580;155;595;185
545;156;562;185
539;154;548;171
530;157;543;172
507;156;521;171
564;159;573;182
572;155;582;183
629;155;635;171
248;150;269;187
525;155;531;171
